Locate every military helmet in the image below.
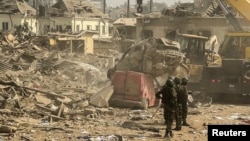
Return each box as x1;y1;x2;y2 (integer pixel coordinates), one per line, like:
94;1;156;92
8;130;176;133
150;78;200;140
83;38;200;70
181;77;188;85
165;78;174;87
182;77;188;82
174;77;181;84
167;76;174;81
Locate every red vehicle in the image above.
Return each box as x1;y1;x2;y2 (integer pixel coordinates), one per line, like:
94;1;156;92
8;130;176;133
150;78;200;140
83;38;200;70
109;71;157;109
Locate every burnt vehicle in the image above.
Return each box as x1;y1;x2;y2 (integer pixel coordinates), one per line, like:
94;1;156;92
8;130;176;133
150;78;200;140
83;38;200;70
107;37;189;109
107;37;188;81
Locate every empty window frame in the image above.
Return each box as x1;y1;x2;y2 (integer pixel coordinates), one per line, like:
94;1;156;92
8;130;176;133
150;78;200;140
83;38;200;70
87;25;92;30
56;25;62;32
102;25;106;34
76;25;80;31
96;25;99;31
2;22;8;30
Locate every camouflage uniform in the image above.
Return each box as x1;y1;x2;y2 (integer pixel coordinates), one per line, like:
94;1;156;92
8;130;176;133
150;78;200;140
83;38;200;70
156;79;177;138
155;86;168;124
174;77;182;130
180;78;189;126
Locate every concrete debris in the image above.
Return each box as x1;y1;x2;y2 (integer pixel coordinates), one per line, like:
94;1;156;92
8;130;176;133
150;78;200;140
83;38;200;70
0;28;119;139
188;91;213;108
107;37;188;79
76;134;122;141
122;121;160;133
161;1;226;18
48;0;108;18
89;85;114;108
0;21;217;140
188;108;202;115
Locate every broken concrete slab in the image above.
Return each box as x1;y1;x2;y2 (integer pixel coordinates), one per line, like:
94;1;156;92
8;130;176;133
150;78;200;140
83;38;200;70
89;85;114;108
34;93;52;105
84;108;96;116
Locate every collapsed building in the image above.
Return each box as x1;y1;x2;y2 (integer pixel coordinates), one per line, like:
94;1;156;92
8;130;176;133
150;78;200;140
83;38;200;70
113;0;250;46
0;0;249;140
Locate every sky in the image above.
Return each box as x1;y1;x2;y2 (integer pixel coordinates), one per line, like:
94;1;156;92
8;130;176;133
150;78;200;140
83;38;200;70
105;0;194;7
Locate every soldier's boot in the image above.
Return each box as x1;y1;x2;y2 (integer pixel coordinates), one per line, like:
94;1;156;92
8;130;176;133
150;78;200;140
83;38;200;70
164;131;169;138
174;126;181;131
164;131;172;138
170;131;174;137
182;121;190;126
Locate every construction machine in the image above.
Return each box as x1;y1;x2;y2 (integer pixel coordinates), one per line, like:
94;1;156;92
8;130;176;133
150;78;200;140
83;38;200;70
199;0;250;102
177;33;219;90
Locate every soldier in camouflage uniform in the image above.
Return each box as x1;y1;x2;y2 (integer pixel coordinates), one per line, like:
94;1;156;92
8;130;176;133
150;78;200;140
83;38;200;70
180;77;190;126
155;78;177;138
155;76;174;125
173;77;182;131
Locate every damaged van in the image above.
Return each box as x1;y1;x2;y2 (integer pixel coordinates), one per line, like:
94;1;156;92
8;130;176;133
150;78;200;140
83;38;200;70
109;71;157;109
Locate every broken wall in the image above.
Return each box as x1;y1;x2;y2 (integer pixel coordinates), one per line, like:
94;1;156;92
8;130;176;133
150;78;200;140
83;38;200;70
136;17;250;44
93;39;116;54
0;14;37;33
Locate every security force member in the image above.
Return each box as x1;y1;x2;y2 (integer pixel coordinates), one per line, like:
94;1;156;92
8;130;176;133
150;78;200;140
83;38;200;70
180;77;190;126
155;78;178;138
173;76;182;131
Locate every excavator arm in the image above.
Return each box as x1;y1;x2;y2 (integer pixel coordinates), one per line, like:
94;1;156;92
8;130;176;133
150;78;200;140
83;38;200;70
216;0;244;31
225;0;250;23
217;0;250;32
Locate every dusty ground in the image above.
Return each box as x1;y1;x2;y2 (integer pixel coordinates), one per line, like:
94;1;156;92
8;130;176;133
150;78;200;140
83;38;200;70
1;102;249;141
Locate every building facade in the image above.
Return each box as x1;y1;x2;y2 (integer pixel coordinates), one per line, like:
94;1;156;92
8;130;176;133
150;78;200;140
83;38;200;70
136;16;250;44
0;0;37;34
37;0;110;38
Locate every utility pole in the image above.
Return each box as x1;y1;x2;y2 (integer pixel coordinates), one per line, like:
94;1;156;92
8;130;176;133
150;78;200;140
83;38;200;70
35;0;38;35
103;0;106;14
127;0;130;18
149;0;153;13
137;0;143;13
49;0;51;32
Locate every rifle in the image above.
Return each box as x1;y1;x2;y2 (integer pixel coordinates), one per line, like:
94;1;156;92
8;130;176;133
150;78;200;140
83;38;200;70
150;104;163;118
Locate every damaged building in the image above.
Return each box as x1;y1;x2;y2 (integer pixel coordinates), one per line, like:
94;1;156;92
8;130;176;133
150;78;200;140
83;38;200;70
0;0;111;38
113;0;250;45
38;0;110;37
0;0;250;141
32;0;115;54
0;0;37;34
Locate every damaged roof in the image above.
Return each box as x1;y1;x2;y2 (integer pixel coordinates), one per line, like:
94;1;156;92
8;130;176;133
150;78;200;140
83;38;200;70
0;0;36;15
113;18;136;26
49;0;108;18
161;0;238;18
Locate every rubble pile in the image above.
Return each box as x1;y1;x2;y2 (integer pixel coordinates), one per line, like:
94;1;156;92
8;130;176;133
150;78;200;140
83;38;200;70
0;31;207;140
0;31;117;140
161;0;226;18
